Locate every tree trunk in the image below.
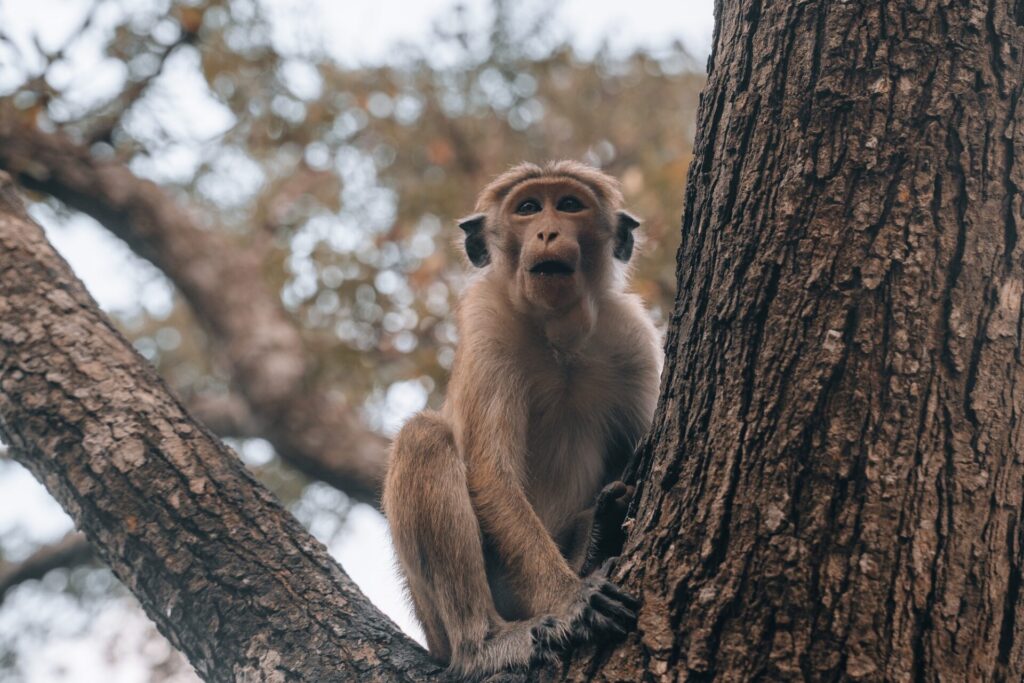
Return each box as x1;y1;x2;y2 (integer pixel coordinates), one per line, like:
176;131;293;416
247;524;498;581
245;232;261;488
0;172;439;681
572;0;1024;680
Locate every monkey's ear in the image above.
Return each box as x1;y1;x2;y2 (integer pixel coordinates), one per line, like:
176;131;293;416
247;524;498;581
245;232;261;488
458;213;490;268
613;211;640;262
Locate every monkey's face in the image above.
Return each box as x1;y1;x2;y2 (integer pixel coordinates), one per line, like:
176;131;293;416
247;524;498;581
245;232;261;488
505;179;593;312
459;175;639;315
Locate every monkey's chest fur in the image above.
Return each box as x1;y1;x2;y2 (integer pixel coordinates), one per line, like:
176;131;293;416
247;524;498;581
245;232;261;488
521;347;647;539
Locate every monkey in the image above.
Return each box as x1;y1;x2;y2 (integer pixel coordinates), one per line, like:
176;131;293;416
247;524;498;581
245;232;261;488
382;160;663;679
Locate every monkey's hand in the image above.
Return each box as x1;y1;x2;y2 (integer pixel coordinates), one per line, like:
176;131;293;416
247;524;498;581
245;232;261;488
528;560;639;659
580;480;635;576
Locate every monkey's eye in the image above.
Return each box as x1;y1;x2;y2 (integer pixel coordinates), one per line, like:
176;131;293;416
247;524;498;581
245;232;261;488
557;196;584;213
515;199;542;215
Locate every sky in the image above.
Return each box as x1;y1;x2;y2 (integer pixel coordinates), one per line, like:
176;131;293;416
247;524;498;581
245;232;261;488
279;0;716;64
0;0;715;679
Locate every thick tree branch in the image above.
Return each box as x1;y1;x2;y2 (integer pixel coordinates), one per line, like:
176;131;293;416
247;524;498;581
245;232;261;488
0;174;439;681
0;115;386;504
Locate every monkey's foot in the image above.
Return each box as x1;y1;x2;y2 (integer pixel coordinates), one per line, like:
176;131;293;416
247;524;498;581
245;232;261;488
581;481;636;575
449;621;538;682
530;563;639;655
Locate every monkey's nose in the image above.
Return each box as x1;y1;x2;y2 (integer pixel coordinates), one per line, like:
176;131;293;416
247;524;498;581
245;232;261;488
536;230;559;244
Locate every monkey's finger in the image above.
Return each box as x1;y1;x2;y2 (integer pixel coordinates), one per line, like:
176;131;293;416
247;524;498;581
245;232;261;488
596;481;628;512
528;642;563;668
618;484;636;504
530;616;567;649
601;480;628;499
598;580;641;610
580;608;629;640
608;484;633;508
589;591;637;625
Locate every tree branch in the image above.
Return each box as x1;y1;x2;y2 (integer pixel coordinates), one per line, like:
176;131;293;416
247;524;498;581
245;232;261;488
0;173;437;680
186;390;262;440
78;28;196;146
0;531;94;602
0;116;387;505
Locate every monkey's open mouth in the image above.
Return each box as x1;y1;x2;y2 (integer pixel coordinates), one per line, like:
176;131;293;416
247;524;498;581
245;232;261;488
529;260;575;276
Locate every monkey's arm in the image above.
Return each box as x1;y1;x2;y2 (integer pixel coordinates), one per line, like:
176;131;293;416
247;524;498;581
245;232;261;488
464;433;643;650
449;334;638;641
444;327;577;615
461;400;580;614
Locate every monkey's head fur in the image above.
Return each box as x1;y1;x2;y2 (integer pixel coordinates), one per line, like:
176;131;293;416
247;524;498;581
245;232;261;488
457;160;640;316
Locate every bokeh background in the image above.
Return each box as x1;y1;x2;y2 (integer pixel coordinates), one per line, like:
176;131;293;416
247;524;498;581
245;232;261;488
0;0;712;679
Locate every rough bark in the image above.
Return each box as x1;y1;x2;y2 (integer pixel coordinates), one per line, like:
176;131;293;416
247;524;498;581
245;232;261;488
0;117;387;504
574;0;1024;680
0;174;439;681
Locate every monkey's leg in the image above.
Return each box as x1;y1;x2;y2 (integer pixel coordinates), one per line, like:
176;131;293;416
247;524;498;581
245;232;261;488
383;411;538;678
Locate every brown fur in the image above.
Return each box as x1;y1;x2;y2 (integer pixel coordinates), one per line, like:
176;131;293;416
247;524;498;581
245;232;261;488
383;161;663;679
